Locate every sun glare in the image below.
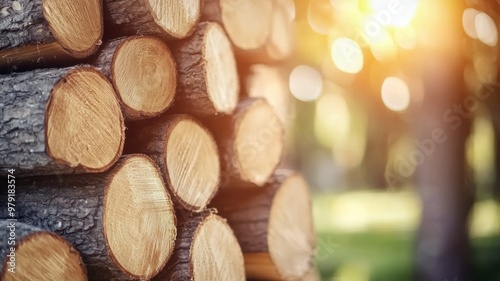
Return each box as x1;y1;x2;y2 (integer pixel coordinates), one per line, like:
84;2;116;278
331;37;364;74
289;65;323;102
381;77;411;112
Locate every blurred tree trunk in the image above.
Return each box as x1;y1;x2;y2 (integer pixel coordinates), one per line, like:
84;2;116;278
412;1;473;281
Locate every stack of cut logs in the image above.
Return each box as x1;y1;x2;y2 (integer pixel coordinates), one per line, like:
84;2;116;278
0;0;315;280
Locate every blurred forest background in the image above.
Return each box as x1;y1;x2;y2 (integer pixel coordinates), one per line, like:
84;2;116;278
284;0;500;280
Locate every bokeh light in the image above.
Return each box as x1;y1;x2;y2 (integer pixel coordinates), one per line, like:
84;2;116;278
381;77;411;112
331;37;364;74
289;65;323;102
463;8;479;39
475;12;498;46
395;26;417;49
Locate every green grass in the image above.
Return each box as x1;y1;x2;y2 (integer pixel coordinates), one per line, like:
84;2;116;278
316;232;500;281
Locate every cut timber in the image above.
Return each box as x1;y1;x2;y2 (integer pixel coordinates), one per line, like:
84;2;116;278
0;66;124;176
103;0;200;39
153;210;245;281
125;115;220;212
0;0;103;71
1;155;176;280
92;36;176;120
301;268;321;281
246;64;290;123
237;1;294;63
209;98;284;187
0;221;87;281
202;0;273;51
211;170;316;280
173;21;239;116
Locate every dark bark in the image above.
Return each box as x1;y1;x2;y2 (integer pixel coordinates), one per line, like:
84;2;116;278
171;22;232;116
153;210;213;281
0;220;86;279
0;66;80;176
125;114;218;212
103;0;199;40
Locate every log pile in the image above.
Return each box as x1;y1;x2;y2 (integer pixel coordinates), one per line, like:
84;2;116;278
0;0;315;280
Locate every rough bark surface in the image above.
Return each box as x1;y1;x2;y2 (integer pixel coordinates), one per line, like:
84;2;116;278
152;210;212;281
172;22;218;116
0;66;80;176
0;174;133;280
0;0;54;50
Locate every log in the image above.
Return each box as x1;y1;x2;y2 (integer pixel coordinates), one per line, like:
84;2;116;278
1;155;177;280
208;98;284;187
202;0;273;52
125;115;220;212
172;21;239;116
0;0;103;71
91;36;177;120
153;209;245;281
211;170;316;280
0;220;87;281
103;0;200;40
0;66;124;176
245;64;290;123
237;1;294;63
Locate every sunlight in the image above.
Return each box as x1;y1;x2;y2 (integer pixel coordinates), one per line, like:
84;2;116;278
331;37;364;74
463;8;479;39
289;65;323;102
368;0;419;27
381;77;411;112
475;12;498;46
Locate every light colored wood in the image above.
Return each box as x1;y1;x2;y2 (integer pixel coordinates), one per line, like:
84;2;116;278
246;64;290;123
234;99;284;186
220;0;273;50
267;174;316;279
173;22;239;116
46;67;124;171
244;253;281;280
146;0;200;38
191;214;246;281
166;117;220;210
100;36;177;120
266;2;294;61
6;233;86;281
104;155;177;279
43;0;103;57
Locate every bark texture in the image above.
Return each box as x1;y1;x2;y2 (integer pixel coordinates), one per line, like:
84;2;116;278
152;210;212;281
172;22;222;116
0;66;79;176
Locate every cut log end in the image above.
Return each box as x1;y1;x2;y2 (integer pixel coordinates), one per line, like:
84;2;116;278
2;231;86;281
234;99;284;186
204;23;239;114
267;174;315;279
191;214;245;280
43;0;103;58
104;155;176;279
166;116;220;211
146;0;201;38
46;67;124;172
246;65;289;123
266;3;294;60
220;0;273;50
113;36;176;119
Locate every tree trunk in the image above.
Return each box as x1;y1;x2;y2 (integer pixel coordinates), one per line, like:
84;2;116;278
91;36;177;120
125;114;221;212
0;220;87;281
413;2;473;280
103;0;200;40
211;170;316;280
0;155;177;280
152;209;245;281
201;0;273;53
172;21;239;116
0;66;124;176
207;98;284;188
0;0;103;72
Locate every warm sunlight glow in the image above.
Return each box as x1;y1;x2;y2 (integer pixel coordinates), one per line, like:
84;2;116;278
368;0;418;27
315;92;351;148
369;30;397;61
331;37;364;74
395;26;416;49
289;65;323;102
463;8;479;39
308;0;335;35
381;77;410;112
475;12;498;46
